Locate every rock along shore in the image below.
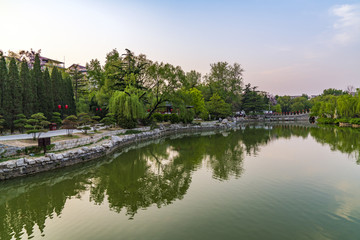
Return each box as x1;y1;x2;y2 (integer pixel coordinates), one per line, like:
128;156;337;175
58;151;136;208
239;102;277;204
0;122;232;181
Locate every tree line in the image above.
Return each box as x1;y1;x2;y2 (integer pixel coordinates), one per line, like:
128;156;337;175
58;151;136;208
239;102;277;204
0;52;76;133
82;49;272;128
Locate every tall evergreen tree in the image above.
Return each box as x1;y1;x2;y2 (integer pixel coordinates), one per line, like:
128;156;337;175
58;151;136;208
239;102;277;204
0;54;7;114
51;67;60;111
43;68;53;119
20;59;34;116
64;75;76;115
32;54;42;112
5;58;22;132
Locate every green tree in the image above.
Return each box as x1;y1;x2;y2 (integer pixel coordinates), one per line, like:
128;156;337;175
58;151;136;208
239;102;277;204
4;58;22;132
86;59;104;91
25;113;50;140
337;94;357;118
205;62;243;111
51;67;61;111
43;68;54;119
77;112;92;134
322;88;345;96
69;65;87;101
277;96;292;113
63;75;76;115
145;62;183;119
0;114;5;133
0;53;7;115
13;114;27;133
20;59;35;116
183;70;201;90
50;112;62;127
207;93;231;119
32;54;43;113
180;88;207;119
241;84;266;114
100;113;116;129
109;91;144;128
62;115;78;136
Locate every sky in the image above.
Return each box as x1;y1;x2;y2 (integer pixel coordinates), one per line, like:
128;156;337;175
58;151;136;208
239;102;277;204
0;0;359;95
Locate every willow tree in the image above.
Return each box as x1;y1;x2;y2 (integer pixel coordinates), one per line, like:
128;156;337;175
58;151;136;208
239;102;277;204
109;91;144;128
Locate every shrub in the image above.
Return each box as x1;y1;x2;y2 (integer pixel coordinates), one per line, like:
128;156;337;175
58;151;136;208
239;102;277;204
170;114;180;124
153;113;164;122
139;117;153;126
316;118;336;124
118;116;137;129
180;109;195;124
163;114;170;122
334;118;350;124
349;118;360;125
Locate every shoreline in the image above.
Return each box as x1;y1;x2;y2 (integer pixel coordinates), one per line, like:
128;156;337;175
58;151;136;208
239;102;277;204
0;123;229;181
0;120;313;181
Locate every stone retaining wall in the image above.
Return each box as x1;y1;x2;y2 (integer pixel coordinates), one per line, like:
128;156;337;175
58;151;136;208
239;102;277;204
52;127;149;151
0;123;229;181
0;144;25;157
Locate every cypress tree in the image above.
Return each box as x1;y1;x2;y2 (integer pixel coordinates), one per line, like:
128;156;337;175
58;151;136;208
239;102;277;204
5;58;22;132
64;76;76;115
0;55;7;115
32;54;42;112
43;68;53;120
51;67;60;111
20;59;34;116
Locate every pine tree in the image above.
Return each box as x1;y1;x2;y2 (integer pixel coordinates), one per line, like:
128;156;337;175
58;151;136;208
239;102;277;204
0;55;7;115
20;59;34;116
43;68;53;119
32;54;42;112
5;58;22;132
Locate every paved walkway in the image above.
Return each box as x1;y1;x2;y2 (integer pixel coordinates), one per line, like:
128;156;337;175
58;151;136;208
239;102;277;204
0;129;83;141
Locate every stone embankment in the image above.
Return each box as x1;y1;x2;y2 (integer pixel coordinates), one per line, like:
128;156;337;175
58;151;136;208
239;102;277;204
0;123;231;181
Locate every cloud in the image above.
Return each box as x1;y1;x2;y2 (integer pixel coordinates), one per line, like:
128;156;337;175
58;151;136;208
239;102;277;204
330;4;360;45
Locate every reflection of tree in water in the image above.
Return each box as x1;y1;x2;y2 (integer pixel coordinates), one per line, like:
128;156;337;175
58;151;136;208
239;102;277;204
89;142;193;218
0;174;90;240
310;126;360;164
3;124;352;239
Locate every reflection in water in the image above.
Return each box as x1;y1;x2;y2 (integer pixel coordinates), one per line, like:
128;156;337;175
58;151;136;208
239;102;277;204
1;124;360;239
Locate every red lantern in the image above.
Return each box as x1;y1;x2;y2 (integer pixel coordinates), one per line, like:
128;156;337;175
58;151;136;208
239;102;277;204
170;108;173;112
96;108;98;111
58;105;61;109
65;105;68;109
99;108;102;111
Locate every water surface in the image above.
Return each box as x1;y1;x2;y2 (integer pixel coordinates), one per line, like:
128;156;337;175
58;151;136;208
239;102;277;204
1;124;360;240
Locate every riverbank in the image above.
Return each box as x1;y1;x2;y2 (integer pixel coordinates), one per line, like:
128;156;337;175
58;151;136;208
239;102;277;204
0;122;233;180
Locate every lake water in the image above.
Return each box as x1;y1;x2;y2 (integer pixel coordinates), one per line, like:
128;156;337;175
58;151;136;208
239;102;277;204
1;124;360;240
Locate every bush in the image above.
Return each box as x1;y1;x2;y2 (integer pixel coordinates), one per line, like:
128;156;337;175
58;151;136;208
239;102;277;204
334;118;350;124
170;114;180;124
139;117;153;126
163;114;170;122
118;116;137;129
316;118;336;124
153;113;163;122
349;118;360;125
180;109;195;124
